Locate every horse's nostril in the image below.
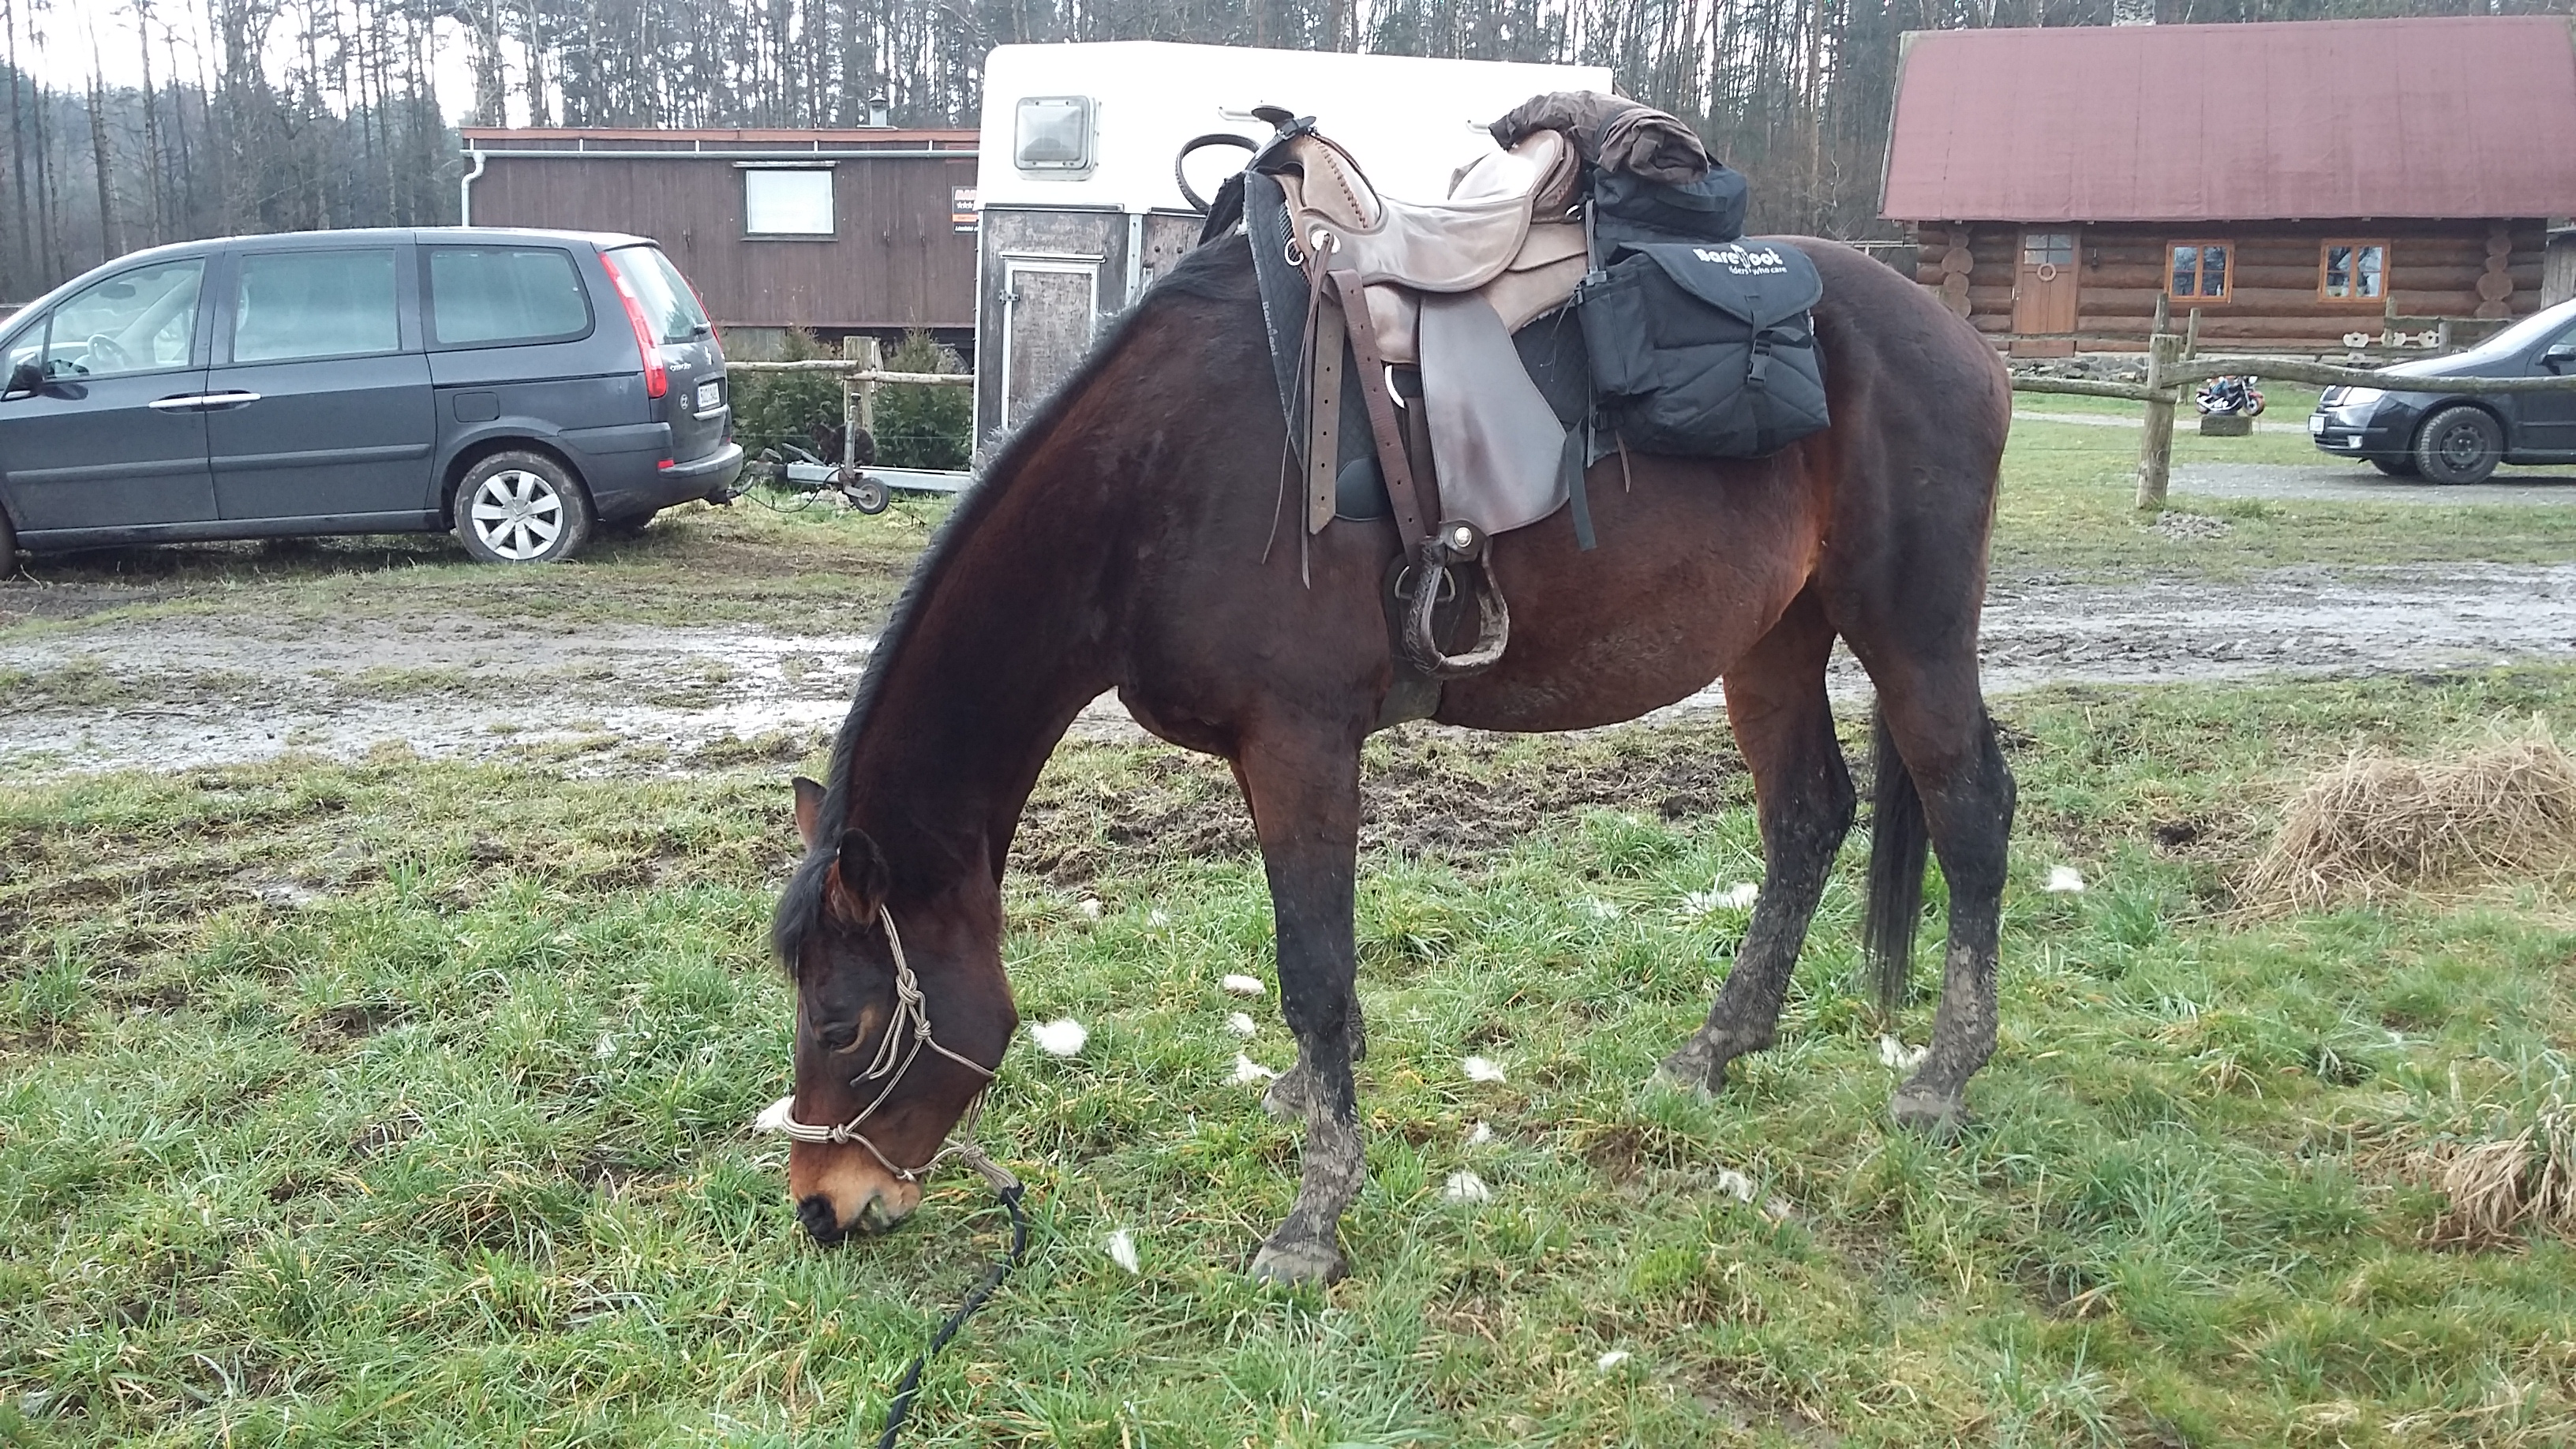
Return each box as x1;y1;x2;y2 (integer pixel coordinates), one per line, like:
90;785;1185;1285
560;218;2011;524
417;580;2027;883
797;1194;848;1245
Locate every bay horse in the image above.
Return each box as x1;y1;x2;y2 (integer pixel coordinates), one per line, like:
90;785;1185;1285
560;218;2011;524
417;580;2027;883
770;232;2013;1285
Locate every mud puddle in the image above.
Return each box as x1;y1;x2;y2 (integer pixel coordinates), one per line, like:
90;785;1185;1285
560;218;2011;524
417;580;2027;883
5;563;2574;776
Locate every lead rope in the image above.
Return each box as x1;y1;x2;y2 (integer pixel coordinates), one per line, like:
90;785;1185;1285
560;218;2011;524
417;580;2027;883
871;1144;1029;1449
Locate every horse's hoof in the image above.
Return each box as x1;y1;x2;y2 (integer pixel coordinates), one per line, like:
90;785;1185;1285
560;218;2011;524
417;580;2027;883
1654;1041;1728;1096
1261;1066;1312;1122
1250;1237;1346;1287
1889;1085;1968;1139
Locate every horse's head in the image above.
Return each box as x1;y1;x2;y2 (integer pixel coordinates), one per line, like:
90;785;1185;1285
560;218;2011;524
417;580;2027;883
773;777;1016;1244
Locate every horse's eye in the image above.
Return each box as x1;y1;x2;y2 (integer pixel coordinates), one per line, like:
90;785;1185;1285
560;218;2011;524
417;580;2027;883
818;1022;859;1053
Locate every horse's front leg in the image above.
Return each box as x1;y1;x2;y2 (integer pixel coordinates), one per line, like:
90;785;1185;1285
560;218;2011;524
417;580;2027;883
1230;728;1365;1286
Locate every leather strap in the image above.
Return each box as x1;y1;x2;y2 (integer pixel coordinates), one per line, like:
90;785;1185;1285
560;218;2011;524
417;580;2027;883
1307;298;1346;534
1328;268;1429;549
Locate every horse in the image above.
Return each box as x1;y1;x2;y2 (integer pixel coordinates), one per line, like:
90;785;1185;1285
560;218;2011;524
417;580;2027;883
769;230;2014;1285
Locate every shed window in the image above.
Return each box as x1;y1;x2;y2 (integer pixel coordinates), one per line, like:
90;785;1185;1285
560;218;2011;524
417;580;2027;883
2168;242;2231;301
745;169;835;236
2321;241;2386;301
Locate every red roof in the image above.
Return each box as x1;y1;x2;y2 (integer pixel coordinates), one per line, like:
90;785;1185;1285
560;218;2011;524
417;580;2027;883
1880;17;2576;223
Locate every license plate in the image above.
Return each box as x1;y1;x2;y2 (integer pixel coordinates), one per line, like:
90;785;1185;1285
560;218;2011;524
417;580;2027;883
2307;414;2325;435
696;379;722;412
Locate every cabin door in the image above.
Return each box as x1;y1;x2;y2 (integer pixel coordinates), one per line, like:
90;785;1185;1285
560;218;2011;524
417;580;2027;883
2011;230;2080;356
998;255;1103;432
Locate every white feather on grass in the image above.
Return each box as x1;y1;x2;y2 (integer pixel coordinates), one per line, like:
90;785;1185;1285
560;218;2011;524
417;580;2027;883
2044;865;2087;894
1221;974;1265;997
1225;1012;1258;1038
1028;1018;1088;1056
1232;1053;1279;1084
1104;1228;1140;1274
1878;1035;1928;1072
1596;1350;1631;1372
1466;1121;1494;1145
1443;1170;1492;1204
1714;1167;1756;1204
1462;1056;1507;1084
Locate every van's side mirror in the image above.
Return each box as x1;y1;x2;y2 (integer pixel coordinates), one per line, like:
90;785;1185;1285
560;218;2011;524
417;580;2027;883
2;360;42;398
2543;342;2576;372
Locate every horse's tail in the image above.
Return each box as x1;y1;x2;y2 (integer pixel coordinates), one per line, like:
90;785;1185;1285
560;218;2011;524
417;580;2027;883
1861;708;1929;1013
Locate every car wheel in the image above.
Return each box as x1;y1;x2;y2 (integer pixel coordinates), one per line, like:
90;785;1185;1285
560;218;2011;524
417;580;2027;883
455;451;593;564
2412;406;2503;485
2369;455;2419;478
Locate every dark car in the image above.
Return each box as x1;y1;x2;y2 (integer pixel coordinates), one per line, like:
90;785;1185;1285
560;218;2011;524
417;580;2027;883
0;227;743;574
2310;296;2576;485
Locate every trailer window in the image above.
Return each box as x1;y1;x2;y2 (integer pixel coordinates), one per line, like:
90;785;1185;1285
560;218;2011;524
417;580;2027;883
1016;96;1094;173
745;169;835;236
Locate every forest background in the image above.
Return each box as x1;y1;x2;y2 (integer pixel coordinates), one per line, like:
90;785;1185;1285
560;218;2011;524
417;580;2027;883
6;0;2570;305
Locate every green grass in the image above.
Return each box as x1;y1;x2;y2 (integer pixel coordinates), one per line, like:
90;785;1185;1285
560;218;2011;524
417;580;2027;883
8;668;2576;1445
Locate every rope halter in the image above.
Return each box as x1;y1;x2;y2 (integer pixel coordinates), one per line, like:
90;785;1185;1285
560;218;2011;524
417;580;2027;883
767;903;1012;1190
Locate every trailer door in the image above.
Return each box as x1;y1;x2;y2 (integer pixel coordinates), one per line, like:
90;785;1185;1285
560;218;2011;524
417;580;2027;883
998;256;1101;431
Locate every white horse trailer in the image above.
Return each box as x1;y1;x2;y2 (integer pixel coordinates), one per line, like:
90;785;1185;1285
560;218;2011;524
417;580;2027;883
971;43;1612;443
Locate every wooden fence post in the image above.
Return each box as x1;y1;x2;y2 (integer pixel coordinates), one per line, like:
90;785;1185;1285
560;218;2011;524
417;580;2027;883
2135;330;2184;511
841;335;882;477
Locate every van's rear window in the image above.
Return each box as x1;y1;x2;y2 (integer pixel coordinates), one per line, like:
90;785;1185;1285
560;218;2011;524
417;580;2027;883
426;246;591;347
608;246;710;345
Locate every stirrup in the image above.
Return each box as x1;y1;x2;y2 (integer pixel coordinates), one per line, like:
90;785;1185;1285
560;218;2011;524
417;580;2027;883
1397;519;1509;678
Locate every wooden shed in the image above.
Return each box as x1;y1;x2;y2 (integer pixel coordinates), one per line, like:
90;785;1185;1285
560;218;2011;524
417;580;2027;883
459;128;979;355
1879;17;2576;355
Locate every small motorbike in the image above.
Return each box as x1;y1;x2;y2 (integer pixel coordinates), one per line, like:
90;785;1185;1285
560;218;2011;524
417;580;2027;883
2194;375;2265;417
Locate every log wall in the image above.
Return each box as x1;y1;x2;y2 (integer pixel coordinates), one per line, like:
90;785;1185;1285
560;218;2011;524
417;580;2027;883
1906;219;2548;351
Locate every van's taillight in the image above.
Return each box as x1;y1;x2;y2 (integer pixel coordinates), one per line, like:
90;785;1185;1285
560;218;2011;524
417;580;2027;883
601;252;668;400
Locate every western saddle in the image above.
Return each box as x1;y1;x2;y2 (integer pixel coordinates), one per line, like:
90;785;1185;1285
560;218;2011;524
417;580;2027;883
1240;113;1595;677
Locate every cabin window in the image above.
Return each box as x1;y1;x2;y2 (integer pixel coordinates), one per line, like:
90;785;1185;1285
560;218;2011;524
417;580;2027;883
1015;95;1095;174
2168;242;2231;301
743;168;836;237
2321;241;2387;301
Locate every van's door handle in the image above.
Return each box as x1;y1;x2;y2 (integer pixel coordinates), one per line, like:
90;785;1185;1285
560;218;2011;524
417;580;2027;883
147;391;260;411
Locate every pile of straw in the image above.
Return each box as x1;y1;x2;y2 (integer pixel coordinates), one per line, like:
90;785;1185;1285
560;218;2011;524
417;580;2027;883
2245;723;2576;909
2421;1099;2576;1250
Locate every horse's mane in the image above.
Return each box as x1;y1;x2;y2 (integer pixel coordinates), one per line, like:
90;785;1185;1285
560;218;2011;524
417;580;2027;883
773;236;1256;964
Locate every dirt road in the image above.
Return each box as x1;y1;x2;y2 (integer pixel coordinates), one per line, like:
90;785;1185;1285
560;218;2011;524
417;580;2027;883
7;560;2573;775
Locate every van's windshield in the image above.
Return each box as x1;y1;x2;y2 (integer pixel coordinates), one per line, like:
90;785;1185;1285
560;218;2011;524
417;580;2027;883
608;245;711;346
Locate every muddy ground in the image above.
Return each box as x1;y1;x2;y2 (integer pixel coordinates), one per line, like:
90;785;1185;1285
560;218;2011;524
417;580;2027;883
6;558;2572;776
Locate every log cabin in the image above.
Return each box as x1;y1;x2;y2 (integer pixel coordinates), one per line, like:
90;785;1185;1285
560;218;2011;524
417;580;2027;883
1878;17;2576;355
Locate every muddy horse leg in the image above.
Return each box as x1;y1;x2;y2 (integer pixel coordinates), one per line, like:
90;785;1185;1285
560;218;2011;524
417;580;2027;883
1660;590;1855;1092
1863;653;2015;1135
1231;728;1366;1285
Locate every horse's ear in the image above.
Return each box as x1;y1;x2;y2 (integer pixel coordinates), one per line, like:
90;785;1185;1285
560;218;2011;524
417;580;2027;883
827;828;891;926
792;776;825;848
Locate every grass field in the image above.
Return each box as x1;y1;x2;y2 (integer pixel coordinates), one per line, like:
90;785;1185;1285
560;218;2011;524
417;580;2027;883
7;665;2576;1447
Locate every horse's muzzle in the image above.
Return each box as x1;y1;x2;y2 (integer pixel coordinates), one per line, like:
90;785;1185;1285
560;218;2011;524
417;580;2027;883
798;1190;912;1245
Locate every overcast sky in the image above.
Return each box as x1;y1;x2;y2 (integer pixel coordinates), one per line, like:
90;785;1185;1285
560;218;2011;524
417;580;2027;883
23;0;484;124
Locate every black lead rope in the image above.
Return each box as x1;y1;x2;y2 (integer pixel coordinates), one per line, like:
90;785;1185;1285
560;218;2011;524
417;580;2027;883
871;1181;1032;1448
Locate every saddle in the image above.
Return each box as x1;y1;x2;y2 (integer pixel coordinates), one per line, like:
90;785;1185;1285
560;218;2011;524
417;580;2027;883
1242;116;1597;676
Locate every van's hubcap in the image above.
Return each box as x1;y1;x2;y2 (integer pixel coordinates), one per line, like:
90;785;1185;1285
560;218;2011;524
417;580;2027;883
470;471;564;560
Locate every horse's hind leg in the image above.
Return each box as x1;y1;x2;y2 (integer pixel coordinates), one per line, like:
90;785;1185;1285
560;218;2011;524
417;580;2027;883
1852;649;2015;1135
1230;728;1366;1286
1661;590;1855;1093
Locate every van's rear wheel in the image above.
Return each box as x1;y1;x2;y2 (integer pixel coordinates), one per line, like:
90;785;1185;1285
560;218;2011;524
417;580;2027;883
455;451;593;564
